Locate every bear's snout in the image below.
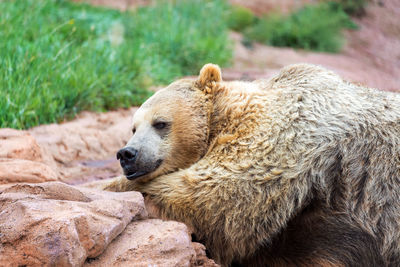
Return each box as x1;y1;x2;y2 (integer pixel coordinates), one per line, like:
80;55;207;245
116;146;159;180
116;147;138;167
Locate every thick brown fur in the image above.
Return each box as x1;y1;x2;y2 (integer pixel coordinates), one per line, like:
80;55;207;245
104;64;400;266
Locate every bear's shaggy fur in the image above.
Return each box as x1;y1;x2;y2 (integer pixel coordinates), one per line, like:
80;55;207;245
105;64;400;266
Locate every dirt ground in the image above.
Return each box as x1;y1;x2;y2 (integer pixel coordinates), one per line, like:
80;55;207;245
225;0;400;92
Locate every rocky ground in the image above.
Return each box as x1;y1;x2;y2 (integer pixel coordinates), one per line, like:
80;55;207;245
0;117;218;266
1;0;399;266
0;182;217;266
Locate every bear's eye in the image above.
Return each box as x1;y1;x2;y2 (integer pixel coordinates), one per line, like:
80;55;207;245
132;128;136;135
153;122;167;130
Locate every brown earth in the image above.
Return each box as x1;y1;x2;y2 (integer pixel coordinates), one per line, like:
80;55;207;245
224;0;400;92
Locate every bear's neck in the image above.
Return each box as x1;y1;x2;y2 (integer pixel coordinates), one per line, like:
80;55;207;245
207;81;262;144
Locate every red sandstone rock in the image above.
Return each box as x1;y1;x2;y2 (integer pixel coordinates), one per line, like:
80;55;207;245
29;109;135;163
0;129;59;184
191;242;220;267
0;158;57;184
0;182;147;267
0;128;43;161
28;108;135;184
84;219;219;267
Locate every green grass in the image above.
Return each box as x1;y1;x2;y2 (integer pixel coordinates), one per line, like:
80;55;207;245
226;5;257;32
241;2;357;53
0;0;231;129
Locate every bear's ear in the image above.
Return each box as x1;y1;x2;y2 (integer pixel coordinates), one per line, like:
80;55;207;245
196;63;222;93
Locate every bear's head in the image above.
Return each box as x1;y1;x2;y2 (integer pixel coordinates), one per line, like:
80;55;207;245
117;64;222;182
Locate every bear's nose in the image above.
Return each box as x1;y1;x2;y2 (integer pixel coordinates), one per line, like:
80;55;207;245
116;147;138;161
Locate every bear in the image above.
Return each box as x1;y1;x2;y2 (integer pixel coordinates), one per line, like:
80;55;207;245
103;63;400;266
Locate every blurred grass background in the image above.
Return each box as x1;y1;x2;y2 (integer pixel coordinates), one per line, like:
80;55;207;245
0;0;231;129
228;1;359;52
0;0;363;129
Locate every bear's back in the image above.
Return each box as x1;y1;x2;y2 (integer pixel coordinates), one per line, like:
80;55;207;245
203;64;400;263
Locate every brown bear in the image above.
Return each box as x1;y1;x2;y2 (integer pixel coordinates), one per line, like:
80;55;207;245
104;63;400;266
